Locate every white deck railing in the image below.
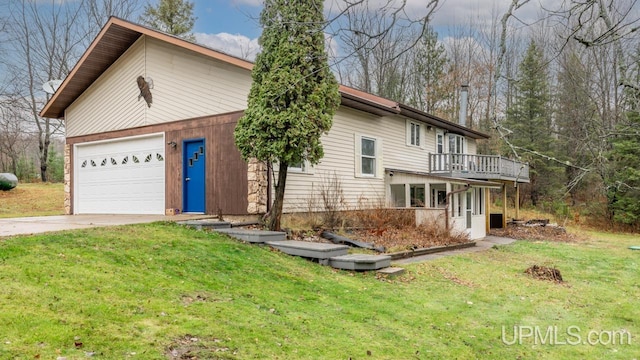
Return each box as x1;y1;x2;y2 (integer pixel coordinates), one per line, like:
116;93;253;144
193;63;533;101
428;153;530;182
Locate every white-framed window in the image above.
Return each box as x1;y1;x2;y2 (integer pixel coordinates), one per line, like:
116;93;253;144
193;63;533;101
430;184;447;208
288;161;306;173
406;120;421;147
449;134;465;154
361;137;376;176
410;184;426;207
390;184;406;207
436;130;445;154
355;134;383;178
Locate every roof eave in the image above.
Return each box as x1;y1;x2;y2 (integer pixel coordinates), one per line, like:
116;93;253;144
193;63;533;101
398;104;490;140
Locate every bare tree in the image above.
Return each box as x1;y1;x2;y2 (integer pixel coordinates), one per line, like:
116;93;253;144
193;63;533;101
3;0;141;182
0;97;31;175
329;0;440;101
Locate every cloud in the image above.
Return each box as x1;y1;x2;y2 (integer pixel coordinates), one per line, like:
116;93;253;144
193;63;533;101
195;32;260;61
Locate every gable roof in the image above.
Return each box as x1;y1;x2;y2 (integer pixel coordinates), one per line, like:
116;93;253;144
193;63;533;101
40;17;488;140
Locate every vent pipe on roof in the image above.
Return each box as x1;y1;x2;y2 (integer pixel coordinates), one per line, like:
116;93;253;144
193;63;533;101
459;84;469;127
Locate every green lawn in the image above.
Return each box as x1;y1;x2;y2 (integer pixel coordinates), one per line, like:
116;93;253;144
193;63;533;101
0;182;64;218
0;223;637;359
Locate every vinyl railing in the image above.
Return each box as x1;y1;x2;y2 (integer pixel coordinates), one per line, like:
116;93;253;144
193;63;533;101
428;153;530;182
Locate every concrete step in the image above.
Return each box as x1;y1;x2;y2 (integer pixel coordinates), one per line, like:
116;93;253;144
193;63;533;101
178;220;231;230
329;254;391;271
267;240;349;260
215;228;287;243
376;267;406;277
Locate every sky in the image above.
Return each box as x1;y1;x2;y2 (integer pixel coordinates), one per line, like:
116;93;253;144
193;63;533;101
190;0;553;60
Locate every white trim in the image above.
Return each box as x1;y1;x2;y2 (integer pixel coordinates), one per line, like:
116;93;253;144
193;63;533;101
288;160;313;175
406;119;423;148
436;130;445;154
354;133;383;179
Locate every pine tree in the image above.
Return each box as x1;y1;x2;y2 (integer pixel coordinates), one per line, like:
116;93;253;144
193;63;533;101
556;51;597;204
503;40;561;206
139;0;196;41
409;26;448;113
607;109;640;227
234;0;341;230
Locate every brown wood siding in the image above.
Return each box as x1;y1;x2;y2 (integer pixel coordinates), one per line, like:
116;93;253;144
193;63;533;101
66;110;248;215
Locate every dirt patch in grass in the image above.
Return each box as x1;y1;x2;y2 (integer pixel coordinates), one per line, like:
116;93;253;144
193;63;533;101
165;335;234;359
490;225;585;242
524;265;564;283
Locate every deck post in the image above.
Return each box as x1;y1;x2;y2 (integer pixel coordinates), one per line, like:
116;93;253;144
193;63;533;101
502;182;507;228
515;182;520;220
485;187;490;232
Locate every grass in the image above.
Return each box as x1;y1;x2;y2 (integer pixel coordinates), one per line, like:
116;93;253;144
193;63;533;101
0;223;638;359
0;182;64;218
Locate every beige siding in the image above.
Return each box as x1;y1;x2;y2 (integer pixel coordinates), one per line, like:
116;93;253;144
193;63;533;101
66;39;146;137
467;138;477;155
280;108;444;212
65;36;252;137
145;38;251;124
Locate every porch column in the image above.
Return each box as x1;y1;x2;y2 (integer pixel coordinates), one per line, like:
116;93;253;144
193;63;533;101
515;183;520;220
502;183;507;228
485;187;490;231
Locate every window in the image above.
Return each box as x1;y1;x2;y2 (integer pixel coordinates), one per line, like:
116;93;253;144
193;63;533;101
408;121;420;146
449;134;465;154
288;161;306;173
361;137;376;176
410;184;425;207
449;134;466;170
473;188;485;215
436;131;445;154
430;184;446;208
390;184;406;207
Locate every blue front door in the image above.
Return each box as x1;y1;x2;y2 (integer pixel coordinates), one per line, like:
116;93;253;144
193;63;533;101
183;139;205;213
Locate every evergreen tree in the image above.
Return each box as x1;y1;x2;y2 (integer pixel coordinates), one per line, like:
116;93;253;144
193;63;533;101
607;107;640;227
234;0;341;230
139;0;196;41
409;26;448;113
503;41;561;206
556;51;597;204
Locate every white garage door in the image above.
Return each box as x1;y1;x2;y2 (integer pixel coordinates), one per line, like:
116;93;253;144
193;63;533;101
75;134;165;214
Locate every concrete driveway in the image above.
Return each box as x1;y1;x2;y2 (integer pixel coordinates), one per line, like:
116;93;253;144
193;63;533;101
0;214;211;238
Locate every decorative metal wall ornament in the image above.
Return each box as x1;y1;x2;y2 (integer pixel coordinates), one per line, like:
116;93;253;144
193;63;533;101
136;76;154;107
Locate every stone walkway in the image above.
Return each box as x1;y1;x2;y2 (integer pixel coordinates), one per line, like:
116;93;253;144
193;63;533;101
392;236;516;265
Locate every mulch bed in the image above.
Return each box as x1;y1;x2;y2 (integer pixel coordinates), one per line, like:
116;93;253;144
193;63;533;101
349;228;470;252
286;227;470;253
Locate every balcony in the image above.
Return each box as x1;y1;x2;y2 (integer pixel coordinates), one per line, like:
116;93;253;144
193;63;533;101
428;153;530;183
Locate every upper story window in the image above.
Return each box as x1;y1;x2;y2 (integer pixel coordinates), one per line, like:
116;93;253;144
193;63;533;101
436;131;445;154
361;137;376;176
409;122;420;146
449;134;465;154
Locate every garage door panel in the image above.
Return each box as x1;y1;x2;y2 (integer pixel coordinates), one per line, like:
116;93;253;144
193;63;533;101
75;134;165;214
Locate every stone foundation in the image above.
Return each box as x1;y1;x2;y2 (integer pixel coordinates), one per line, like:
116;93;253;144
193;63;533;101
247;159;268;214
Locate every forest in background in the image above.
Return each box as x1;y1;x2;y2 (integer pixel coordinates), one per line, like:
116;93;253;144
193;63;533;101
0;0;638;228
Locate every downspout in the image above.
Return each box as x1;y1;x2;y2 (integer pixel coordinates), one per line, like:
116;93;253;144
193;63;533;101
445;183;470;231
